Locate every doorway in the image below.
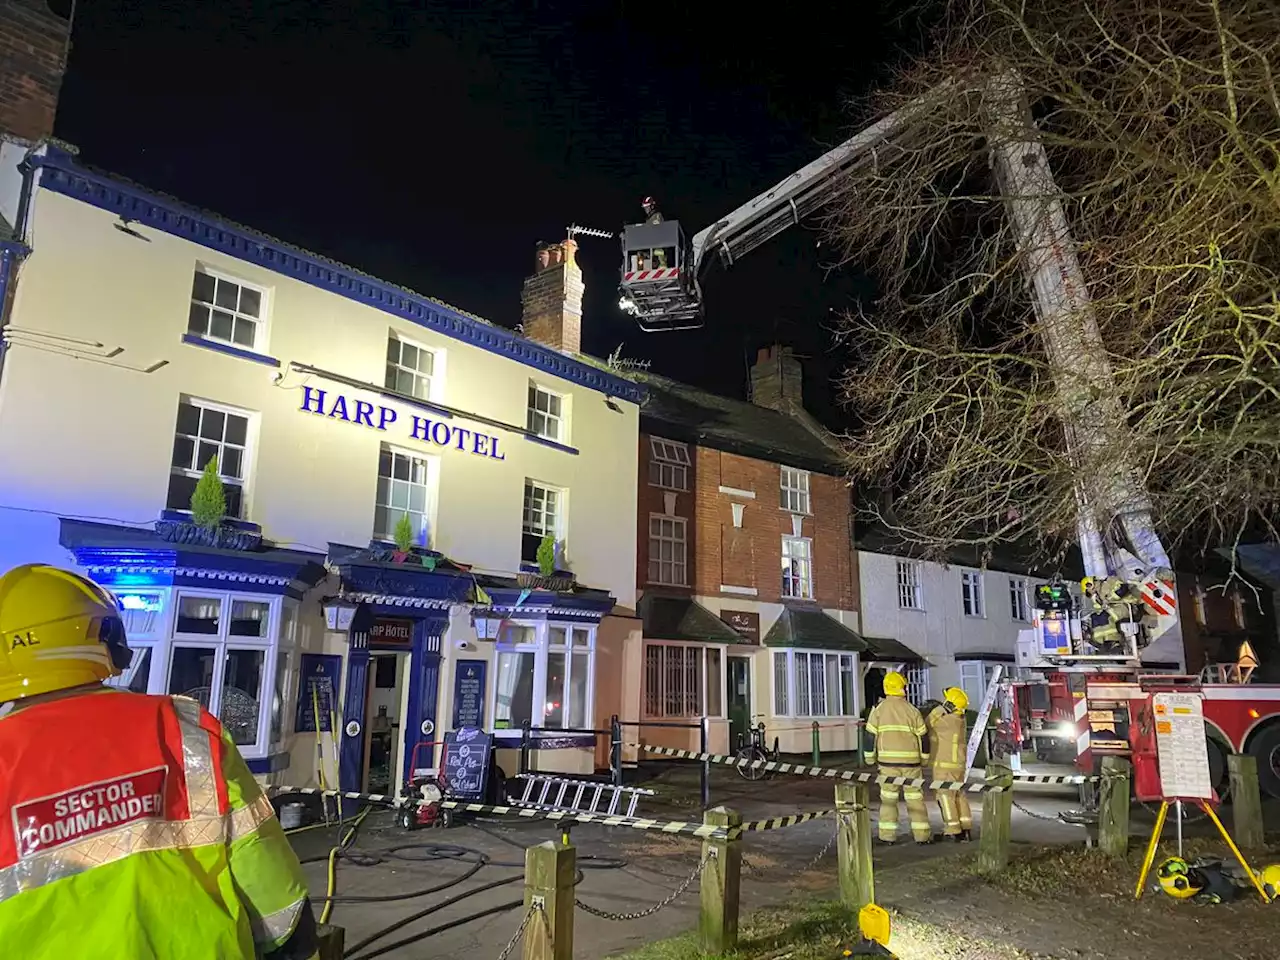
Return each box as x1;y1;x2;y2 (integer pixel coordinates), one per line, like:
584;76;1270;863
727;656;752;750
363;652;408;795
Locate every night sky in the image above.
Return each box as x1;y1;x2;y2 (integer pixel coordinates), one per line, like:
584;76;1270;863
55;1;928;425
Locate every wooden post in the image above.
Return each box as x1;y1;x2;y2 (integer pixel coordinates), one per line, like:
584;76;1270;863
699;806;742;955
835;781;874;911
1229;754;1266;850
523;840;575;960
977;761;1013;875
1098;756;1132;858
316;923;344;960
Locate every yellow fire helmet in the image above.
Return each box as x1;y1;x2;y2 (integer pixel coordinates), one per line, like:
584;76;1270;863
883;671;907;697
1156;857;1201;900
1080;576;1096;594
0;564;131;702
943;686;970;713
1261;864;1280;900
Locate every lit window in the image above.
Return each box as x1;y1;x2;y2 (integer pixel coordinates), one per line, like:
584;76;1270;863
522;479;563;563
1008;578;1030;621
385;335;436;401
643;644;723;718
782;536;813;599
375;445;435;544
187;269;265;350
167;398;251;519
961;570;985;617
493;623;595;731
896;561;923;610
527;383;564;442
780;467;811;514
649;437;691;490
772;650;858;718
648;515;688;585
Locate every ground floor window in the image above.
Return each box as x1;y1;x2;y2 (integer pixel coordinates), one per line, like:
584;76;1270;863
958;661;1002;709
643;642;724;718
905;663;931;704
493;622;595;731
771;649;858;718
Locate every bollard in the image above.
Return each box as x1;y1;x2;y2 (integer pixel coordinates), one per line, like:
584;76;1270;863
699;806;742;955
1098;756;1132;858
977;761;1013;875
610;715;623;787
812;721;821;767
523;840;575;960
835;781;874;911
1229;754;1265;849
700;716;711;809
520;719;533;775
316;923;344;960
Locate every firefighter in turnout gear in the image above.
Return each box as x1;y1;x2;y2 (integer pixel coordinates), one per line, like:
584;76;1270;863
865;671;933;844
925;687;972;842
0;564;320;960
1080;576;1143;654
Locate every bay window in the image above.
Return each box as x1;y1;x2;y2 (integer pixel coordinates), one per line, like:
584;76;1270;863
643;643;725;718
772;649;858;718
493;622;595;731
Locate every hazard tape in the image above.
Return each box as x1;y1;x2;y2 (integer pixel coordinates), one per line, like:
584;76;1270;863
737;809;834;833
1009;773;1097;785
271;786;398;804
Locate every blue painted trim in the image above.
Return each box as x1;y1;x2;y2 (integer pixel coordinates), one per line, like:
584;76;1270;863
181;333;282;368
246;751;291;774
523;434;580;456
402;617;446;782
339;648;370;795
32;153;647;405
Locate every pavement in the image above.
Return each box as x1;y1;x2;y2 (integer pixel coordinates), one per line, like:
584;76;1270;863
288;762;1100;959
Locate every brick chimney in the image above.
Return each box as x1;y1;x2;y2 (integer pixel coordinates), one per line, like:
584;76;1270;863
0;1;72;142
520;238;583;354
749;344;804;413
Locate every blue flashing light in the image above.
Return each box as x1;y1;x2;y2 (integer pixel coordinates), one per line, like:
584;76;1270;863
116;593;163;613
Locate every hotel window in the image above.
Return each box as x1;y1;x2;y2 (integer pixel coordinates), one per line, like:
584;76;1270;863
1009;578;1030;621
961;570;985;617
897;561;923;610
780;466;811;514
522;479;563;563
648;515;688;586
167;398;251;519
527;383;564;442
187;268;265;350
385;334;437;401
649;437;690;490
643;643;724;718
782;536;813;599
772;650;858;718
493;623;595;731
375;445;435;545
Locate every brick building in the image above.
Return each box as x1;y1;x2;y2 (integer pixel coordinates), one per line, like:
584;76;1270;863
631;346;865;755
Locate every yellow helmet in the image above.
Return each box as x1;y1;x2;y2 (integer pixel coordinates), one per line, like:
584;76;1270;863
1080;576;1096;594
1156;857;1200;899
1261;863;1280;899
883;671;907;697
0;564;130;701
943;686;969;713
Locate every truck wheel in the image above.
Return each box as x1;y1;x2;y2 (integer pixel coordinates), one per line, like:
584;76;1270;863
1248;722;1280;800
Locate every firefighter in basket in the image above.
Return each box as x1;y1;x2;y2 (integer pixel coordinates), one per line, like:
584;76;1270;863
865;671;933;845
1081;576;1144;655
925;687;973;842
0;564;319;959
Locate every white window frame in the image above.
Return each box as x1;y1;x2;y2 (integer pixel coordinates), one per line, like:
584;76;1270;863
780;466;811;515
961;570;985;618
1008;577;1030;622
522;479;566;564
385;332;441;403
959;660;1000;709
643;642;726;719
167;396;256;521
648;437;691;491
896;561;923;610
648;514;688;586
771;649;859;719
374;443;439;546
904;663;931;703
187;266;270;353
527;382;566;443
782;536;814;599
491;622;596;732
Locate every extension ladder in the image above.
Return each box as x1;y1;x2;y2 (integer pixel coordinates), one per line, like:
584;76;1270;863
509;774;655;818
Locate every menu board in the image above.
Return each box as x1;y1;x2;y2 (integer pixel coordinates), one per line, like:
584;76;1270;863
295;653;342;733
442;727;493;801
452;660;487;730
1153;692;1213;800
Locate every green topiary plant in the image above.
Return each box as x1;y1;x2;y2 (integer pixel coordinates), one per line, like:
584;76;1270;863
536;535;557;577
190;458;226;531
393;512;415;554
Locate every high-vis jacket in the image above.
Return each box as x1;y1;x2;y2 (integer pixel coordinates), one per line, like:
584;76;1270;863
0;689;312;958
925;705;967;773
865;695;929;767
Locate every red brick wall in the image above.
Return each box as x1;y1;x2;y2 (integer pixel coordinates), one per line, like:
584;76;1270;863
636;432;696;590
0;2;70;142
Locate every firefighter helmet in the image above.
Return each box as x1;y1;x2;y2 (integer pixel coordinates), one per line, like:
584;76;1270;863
943;687;969;713
883;671;907;697
1156;857;1201;899
1261;863;1280;899
0;564;131;702
1080;576;1096;594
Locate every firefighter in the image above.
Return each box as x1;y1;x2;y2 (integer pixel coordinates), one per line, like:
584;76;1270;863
641;195;664;224
1080;576;1142;654
865;671;933;844
925;686;972;842
0;564;319;959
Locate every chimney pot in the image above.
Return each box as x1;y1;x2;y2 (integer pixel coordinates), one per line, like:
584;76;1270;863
520;238;584;355
749;342;804;414
536;246;551;270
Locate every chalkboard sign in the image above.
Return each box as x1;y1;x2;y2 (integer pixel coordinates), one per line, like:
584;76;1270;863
295;653;343;733
442;727;493;801
452;660;487;730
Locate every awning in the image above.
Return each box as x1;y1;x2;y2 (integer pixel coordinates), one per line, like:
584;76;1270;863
639;594;743;644
861;635;925;662
762;607;869;653
953;651;1016;664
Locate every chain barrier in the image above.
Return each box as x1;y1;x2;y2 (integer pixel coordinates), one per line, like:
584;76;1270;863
575;851;712;921
742;828;837;877
496;905;537;960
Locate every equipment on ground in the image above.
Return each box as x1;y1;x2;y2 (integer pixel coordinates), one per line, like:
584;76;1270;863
509;773;654;818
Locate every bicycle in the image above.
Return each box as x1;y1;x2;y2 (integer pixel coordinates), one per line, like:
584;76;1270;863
735;720;779;781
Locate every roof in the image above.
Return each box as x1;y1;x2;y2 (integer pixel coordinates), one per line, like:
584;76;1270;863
762;606;868;652
861;635;926;663
854;522;1083;580
636;373;845;475
639;593;744;644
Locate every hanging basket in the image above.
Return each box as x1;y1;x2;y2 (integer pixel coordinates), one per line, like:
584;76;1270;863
155;519;261;551
516;571;575;593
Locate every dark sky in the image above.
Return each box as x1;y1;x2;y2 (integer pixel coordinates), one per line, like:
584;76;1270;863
55;1;928;425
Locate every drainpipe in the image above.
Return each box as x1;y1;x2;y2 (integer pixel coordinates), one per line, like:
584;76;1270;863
0;157;38;384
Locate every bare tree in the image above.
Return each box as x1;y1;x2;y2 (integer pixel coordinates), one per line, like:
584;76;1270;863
827;0;1280;565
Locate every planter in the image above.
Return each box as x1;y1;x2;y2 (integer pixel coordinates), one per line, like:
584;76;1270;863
154;519;262;551
516;571;576;593
367;541;445;568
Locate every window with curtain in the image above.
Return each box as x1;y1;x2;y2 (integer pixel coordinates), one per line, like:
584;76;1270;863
494;622;596;731
772;650;859;717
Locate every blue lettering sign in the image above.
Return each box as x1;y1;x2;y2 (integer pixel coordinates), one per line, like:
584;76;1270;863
299;390;505;462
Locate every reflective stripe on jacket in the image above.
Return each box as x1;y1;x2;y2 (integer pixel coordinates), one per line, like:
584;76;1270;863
864;695;928;766
0;689;311;959
925;705;967;771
